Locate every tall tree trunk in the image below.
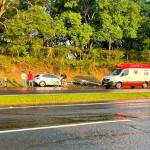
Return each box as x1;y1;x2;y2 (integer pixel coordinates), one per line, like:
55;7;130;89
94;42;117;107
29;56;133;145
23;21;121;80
0;0;17;29
108;37;112;59
47;39;50;47
80;50;82;61
50;7;54;16
17;49;19;57
89;42;93;49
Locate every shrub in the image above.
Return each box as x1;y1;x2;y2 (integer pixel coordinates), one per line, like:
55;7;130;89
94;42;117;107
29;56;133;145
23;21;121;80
142;50;150;62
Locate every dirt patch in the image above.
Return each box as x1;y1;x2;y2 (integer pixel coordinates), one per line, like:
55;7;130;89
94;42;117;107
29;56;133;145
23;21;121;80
0;55;110;87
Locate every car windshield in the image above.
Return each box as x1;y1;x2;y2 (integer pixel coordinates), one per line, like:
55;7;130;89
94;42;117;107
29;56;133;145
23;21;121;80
108;69;123;76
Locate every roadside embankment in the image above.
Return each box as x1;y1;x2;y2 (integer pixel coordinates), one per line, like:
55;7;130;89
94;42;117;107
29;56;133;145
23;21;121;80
0;92;150;107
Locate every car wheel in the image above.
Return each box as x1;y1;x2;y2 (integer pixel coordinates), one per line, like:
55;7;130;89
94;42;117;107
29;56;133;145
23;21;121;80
33;82;38;86
142;82;148;89
54;81;60;87
131;86;135;89
115;82;122;89
105;85;110;89
39;81;46;87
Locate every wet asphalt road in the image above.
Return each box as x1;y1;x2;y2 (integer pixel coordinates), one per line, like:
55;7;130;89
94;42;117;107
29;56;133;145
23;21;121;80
1;86;150;95
1;99;150;150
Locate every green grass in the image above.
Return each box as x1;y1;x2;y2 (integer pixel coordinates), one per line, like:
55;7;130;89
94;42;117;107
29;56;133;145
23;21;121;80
0;92;150;107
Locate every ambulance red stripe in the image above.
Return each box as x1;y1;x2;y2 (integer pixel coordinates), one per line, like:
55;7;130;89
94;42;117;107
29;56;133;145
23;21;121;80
116;63;150;69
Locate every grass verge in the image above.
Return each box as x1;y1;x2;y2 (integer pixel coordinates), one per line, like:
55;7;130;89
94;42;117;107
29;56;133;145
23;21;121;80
0;92;150;107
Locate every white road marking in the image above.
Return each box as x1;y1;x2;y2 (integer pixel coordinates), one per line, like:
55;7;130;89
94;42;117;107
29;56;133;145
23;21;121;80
0;119;131;134
0;99;150;110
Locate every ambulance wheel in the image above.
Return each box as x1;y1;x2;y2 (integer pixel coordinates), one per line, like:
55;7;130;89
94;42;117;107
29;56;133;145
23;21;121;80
142;82;148;89
131;86;135;89
105;85;110;89
115;82;122;89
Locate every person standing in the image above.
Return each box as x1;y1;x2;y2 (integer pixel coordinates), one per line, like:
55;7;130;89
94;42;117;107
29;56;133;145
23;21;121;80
21;71;27;88
3;76;7;87
60;73;67;86
62;73;67;80
28;72;33;87
0;74;2;87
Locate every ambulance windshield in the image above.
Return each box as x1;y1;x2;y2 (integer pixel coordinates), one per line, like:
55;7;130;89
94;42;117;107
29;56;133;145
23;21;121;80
109;69;122;76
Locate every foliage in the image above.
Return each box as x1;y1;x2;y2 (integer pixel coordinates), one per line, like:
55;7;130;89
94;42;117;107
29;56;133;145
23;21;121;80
94;0;141;50
60;11;93;47
142;50;150;62
0;0;149;73
0;55;13;72
3;6;55;56
0;0;18;31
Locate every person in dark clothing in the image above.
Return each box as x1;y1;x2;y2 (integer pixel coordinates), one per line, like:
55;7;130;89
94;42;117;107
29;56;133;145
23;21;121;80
60;73;67;86
62;73;67;79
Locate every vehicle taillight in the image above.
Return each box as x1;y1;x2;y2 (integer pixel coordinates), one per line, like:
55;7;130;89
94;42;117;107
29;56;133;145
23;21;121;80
36;77;40;79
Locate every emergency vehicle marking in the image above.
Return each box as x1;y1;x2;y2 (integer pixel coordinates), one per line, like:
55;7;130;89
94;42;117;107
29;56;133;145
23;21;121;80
134;70;138;75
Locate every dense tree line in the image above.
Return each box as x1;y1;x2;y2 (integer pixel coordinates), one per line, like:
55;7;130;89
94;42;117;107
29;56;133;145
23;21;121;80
0;0;150;70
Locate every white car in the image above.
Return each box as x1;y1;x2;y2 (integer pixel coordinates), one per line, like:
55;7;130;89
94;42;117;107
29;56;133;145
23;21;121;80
33;74;61;87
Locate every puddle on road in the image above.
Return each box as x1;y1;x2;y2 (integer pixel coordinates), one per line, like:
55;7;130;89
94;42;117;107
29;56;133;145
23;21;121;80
0;115;124;131
0;110;145;131
1;100;150;131
0;105;129;130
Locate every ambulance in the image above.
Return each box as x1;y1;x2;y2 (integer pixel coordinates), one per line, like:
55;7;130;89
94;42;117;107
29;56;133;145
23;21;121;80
102;63;150;89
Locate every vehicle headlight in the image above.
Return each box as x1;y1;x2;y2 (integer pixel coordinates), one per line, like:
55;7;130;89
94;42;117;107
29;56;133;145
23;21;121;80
110;78;115;81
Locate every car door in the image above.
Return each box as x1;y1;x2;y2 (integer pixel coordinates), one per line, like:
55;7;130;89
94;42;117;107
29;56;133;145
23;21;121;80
120;69;130;84
42;74;51;85
48;75;59;85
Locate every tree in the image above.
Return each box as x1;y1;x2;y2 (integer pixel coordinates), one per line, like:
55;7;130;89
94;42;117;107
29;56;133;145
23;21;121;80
64;0;97;24
61;11;93;48
122;0;150;52
142;19;150;50
94;0;141;53
0;0;17;30
4;6;55;56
